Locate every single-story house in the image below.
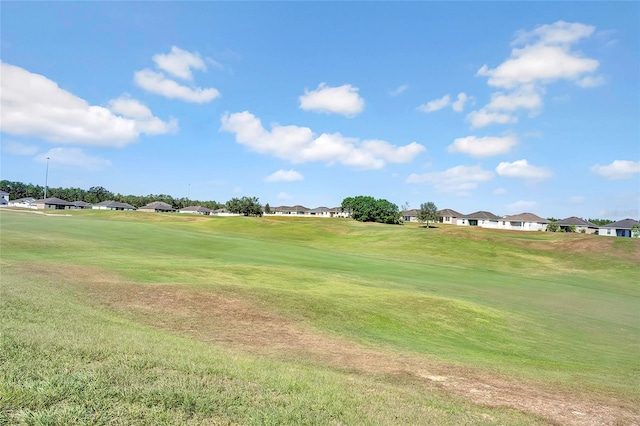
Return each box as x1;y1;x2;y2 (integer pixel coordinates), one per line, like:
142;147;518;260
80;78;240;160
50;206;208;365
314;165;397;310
438;208;462;224
598;218;640;238
92;200;137;211
32;197;73;210
0;190;9;206
402;209;419;222
308;206;331;217
8;197;36;208
328;207;350;218
70;201;93;209
273;205;310;215
501;212;549;232
458;211;501;228
557;217;598;234
179;205;212;215
138;201;175;213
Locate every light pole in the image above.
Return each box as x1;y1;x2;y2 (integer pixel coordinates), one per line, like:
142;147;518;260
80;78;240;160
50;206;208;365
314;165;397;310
44;157;50;199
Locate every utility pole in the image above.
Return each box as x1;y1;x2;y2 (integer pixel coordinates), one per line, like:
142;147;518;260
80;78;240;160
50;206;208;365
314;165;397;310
44;157;50;199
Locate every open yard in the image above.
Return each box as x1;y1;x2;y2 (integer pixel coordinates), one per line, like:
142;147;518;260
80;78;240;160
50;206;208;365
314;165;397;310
1;209;638;425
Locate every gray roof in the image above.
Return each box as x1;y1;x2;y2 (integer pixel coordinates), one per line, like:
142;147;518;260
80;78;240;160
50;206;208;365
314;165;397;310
402;209;419;216
558;217;598;227
140;201;174;210
503;212;549;223
461;210;501;220
0;190;9;195
180;205;212;213
601;218;640;229
34;197;72;205
10;197;36;203
309;206;330;213
438;208;462;217
71;201;92;207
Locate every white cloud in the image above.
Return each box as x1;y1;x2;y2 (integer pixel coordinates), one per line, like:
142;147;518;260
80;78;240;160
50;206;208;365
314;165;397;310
485;84;543;113
35;147;112;171
407;165;494;196
107;96;178;135
0;62;175;147
134;69;220;103
152;46;207;80
220;111;425;170
576;75;605;88
264;169;304;183
591;160;640;180
470;21;601;129
448;135;517;158
493;187;508;195
452;93;471;112
496;159;552;180
418;94;451;113
277;192;293;200
299;83;364;117
506;200;539;212
389;84;408;96
2;141;39;156
466;109;517;128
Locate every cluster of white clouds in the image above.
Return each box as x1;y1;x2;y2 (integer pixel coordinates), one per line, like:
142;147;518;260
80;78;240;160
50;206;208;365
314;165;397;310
591;160;640;180
418;92;471;113
134;46;220;103
407;159;553;196
221;111;425;170
264;169;304;183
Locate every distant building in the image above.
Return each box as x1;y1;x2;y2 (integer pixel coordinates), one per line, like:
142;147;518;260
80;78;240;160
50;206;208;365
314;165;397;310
92;201;137;211
70;201;93;209
458;211;501;228
32;197;73;210
501;212;549;232
438;208;462;224
402;209;419;222
557;217;598;234
0;190;9;207
8;197;36;208
179;206;213;215
138;201;175;212
599;218;640;238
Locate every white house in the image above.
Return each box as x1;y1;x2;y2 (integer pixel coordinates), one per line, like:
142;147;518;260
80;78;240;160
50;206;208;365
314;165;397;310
8;197;36;208
501;212;549;231
180;206;213;215
458;211;501;228
401;209;419;222
92;200;136;211
308;207;331;217
599;218;640;238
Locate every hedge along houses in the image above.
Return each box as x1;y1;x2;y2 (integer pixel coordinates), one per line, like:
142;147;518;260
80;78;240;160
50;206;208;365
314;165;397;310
598;218;640;238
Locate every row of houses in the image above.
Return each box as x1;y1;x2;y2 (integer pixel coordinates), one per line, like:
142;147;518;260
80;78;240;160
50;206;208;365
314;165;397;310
2;192;637;237
402;208;639;238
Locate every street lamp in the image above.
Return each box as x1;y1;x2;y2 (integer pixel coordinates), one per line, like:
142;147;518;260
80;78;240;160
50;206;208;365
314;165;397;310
44;157;50;199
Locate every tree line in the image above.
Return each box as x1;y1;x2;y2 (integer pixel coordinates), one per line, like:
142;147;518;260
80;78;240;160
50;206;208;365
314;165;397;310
0;180;224;210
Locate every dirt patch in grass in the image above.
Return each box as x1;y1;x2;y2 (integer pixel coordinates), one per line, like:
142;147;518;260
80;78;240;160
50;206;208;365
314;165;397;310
19;262;640;426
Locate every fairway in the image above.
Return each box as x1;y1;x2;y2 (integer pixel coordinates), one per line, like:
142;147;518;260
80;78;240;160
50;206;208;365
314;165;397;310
2;209;639;425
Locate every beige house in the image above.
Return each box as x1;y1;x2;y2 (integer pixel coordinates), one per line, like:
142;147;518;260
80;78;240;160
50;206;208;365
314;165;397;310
138;201;175;212
557;217;598;234
438;208;462;224
32;197;73;210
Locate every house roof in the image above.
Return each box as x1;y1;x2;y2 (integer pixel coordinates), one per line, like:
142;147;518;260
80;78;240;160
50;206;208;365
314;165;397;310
558;216;598;227
309;206;330;213
71;201;92;207
503;212;549;223
0;190;9;196
328;207;343;213
180;205;212;213
438;208;462;217
461;210;501;220
10;197;36;203
140;201;174;210
34;197;72;205
95;200;136;209
402;209;419;216
601;218;640;229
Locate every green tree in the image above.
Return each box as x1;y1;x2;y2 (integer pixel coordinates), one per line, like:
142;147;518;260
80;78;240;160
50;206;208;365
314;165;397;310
417;202;438;228
226;196;262;216
341;196;401;225
264;203;271;214
632;224;640;238
546;222;559;232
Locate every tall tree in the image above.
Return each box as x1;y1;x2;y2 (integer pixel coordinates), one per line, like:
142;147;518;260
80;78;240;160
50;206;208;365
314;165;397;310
226;196;262;216
341;196;401;225
417;202;438;228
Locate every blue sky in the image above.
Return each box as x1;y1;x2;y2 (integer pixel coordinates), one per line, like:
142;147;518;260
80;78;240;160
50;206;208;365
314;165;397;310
1;2;639;219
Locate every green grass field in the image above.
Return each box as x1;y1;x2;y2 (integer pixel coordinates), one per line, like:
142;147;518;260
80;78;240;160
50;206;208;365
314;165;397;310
1;209;638;424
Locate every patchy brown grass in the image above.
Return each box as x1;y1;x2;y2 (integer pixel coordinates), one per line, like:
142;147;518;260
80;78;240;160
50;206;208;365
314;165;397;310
20;262;635;426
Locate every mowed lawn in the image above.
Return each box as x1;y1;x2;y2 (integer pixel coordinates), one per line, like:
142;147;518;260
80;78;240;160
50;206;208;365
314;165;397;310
1;209;638;424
